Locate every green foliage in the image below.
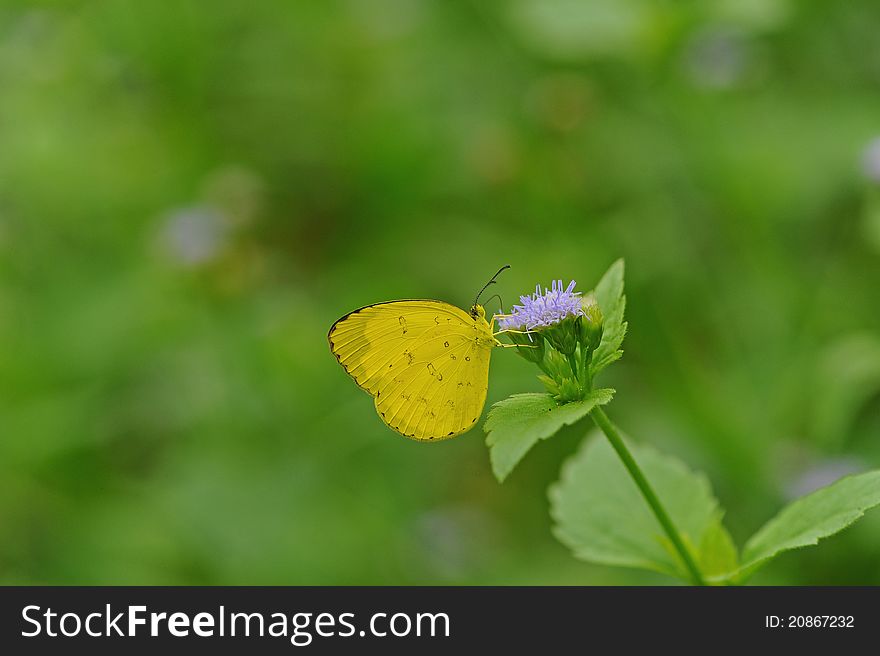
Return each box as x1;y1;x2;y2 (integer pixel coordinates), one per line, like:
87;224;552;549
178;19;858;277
552;432;880;584
2;0;880;586
484;390;614;482
589;259;627;378
732;470;880;583
550;433;724;580
492;257;880;586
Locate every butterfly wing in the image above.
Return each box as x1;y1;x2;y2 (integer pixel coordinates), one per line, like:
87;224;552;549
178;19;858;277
328;300;494;441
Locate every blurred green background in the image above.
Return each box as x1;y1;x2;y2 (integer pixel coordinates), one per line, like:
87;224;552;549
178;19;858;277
2;0;880;585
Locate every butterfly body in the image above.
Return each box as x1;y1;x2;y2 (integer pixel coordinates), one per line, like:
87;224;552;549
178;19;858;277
328;300;495;441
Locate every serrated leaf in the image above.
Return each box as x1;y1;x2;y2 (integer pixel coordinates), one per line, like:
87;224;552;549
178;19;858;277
550;432;723;581
484;389;614;482
727;470;880;583
590;259;627;378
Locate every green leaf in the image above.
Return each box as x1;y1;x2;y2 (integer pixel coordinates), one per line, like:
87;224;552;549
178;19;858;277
698;515;739;582
550;432;725;581
484;389;614;482
729;470;880;583
590;259;627;377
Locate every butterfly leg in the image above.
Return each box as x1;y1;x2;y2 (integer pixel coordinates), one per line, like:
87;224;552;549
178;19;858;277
493;327;541;348
492;328;536;338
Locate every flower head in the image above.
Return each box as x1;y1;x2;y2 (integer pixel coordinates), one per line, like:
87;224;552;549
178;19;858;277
496;279;583;331
579;293;604;350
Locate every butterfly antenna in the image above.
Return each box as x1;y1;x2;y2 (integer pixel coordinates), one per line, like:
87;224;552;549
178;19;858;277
473;265;511;307
482;293;504;314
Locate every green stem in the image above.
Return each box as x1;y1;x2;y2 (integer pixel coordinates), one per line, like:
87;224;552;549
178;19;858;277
580;346;591;394
566;352;580;384
589;407;706;586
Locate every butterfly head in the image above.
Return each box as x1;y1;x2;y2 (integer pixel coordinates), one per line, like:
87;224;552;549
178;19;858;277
470;304;487;321
472;265;511;321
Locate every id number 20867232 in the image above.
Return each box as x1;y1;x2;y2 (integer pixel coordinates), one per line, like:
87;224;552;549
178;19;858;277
765;616;854;629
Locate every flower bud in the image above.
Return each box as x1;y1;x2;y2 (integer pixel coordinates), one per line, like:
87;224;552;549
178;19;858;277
579;293;603;352
544;314;580;356
543;347;572;380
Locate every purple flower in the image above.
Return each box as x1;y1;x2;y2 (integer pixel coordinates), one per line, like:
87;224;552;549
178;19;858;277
496;279;583;331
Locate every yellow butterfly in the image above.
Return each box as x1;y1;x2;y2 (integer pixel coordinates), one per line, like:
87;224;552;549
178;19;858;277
328;267;511;441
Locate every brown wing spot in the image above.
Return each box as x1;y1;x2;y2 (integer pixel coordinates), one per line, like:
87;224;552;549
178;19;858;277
447;431;454;436
404;349;414;365
399;316;408;334
444;341;449;347
427;362;443;381
471;417;477;423
465;356;471;362
446;400;454;407
457;382;463;388
450;354;457;360
434;316;441;324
